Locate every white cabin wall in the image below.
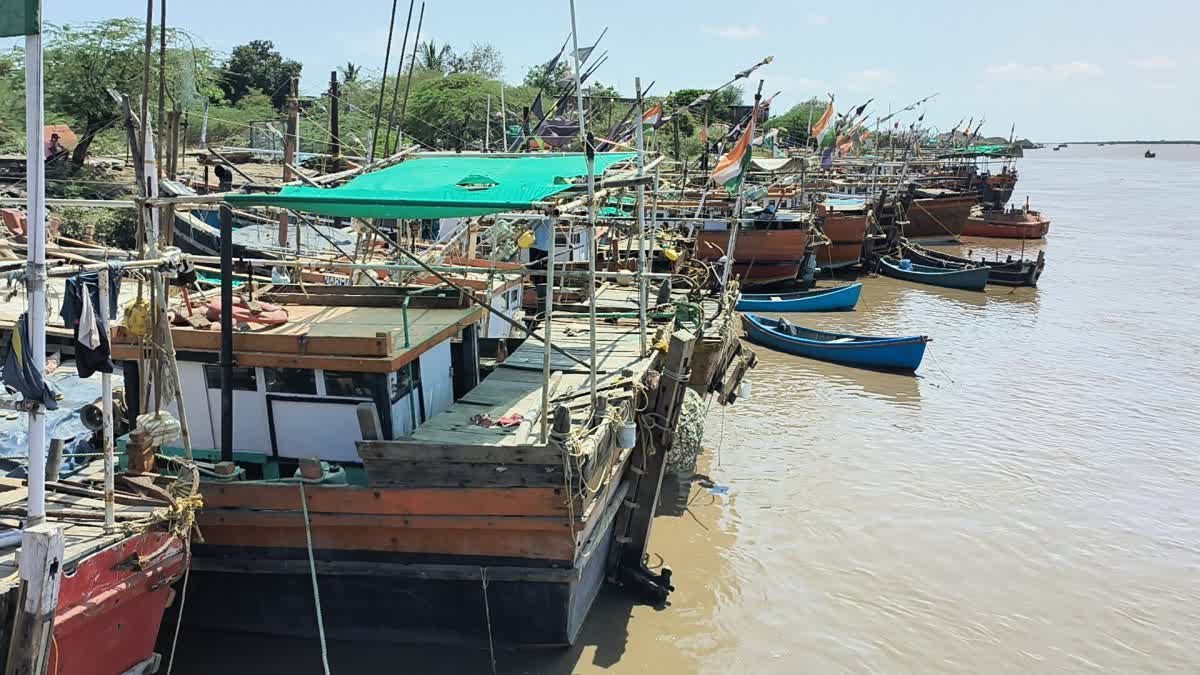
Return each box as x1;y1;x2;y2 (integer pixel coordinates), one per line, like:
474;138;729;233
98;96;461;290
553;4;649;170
420;340;454;418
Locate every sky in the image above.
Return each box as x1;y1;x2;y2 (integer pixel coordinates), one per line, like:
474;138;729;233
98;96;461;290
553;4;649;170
7;0;1197;141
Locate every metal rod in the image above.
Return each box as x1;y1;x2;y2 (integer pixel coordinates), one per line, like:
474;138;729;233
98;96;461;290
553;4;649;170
219;205;234;462
395;2;425;155
382;0;416;158
633;77;647;354
369;0;401;162
24;27;47;524
100;269;115;532
569;0;598;413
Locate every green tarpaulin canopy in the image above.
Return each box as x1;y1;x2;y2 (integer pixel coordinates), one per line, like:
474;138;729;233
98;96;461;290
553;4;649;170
936;144;1015;159
225;152;636;219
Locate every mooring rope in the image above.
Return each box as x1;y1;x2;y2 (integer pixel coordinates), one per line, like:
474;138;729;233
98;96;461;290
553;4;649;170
299;482;332;675
479;567;498;675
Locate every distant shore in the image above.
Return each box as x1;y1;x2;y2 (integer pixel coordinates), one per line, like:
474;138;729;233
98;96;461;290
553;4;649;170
1045;140;1200;146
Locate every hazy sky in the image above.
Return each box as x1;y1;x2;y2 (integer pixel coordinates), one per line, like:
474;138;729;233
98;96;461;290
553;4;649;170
8;0;1196;140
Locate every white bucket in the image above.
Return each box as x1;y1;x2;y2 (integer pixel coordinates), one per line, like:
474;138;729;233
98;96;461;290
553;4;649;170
617;421;637;449
739;379;751;400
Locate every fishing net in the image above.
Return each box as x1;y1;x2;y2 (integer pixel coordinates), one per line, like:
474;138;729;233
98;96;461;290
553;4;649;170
665;388;706;475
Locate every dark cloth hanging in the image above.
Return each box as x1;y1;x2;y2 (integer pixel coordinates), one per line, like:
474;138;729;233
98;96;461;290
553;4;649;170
2;313;60;410
59;267;123;379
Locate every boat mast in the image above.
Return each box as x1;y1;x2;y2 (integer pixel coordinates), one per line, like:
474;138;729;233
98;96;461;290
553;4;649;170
633;77;648;353
569;0;599;411
721;80;763;288
23;11;47;522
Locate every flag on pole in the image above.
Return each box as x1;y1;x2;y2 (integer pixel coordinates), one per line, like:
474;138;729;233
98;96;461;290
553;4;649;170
0;0;40;37
641;103;662;130
811;99;836;144
711;98;758;193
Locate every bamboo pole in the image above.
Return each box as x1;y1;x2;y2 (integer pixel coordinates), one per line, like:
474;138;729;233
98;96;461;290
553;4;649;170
569;0;598;413
633;77;648;354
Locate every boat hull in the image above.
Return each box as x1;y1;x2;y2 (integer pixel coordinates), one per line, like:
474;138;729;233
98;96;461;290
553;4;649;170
737;283;862;312
879;257;990;291
903;195;976;242
741;314;927;371
900;242;1045;287
52;529;186;675
696;228;809;287
816;212;868;269
964;210;1050;239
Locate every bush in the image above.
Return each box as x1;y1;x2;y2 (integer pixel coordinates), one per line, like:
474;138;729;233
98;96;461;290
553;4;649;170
54;207;137;249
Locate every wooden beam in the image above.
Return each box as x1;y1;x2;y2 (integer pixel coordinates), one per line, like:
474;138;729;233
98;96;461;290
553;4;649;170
4;523;64;675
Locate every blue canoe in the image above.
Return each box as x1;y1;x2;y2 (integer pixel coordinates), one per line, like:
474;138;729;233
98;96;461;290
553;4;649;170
878;256;989;291
741;313;929;371
737;283;862;312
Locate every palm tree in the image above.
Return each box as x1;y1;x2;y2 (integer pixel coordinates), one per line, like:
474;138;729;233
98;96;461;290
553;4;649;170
418;41;452;73
339;61;361;83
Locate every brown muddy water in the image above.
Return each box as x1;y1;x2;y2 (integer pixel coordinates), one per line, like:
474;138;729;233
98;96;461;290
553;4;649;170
171;144;1200;673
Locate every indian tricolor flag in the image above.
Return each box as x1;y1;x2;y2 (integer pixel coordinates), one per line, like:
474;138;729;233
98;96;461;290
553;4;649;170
810;100;835;144
711;100;758;194
642;103;663;130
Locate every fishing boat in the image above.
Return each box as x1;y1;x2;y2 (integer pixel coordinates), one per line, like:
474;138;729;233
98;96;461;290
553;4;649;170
877;256;990;291
815;199;870;270
741;313;929;371
694;209;811;287
899;240;1045;287
1145;150;1156;158
737;283;862;312
900;188;976;243
964;206;1050;239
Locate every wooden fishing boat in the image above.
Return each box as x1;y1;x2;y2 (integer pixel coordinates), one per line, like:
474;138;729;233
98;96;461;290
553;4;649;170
737;283;862;312
815;201;869;270
741;313;929;371
1145;150;1156;158
877;256;990;291
964;207;1050;239
695;225;809;287
899;240;1045;287
901;188;976;242
0;473;192;675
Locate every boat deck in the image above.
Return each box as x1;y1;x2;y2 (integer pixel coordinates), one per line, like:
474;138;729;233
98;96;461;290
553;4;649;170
0;474;175;593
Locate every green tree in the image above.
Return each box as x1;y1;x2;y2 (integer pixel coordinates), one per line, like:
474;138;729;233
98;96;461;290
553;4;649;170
417;41;453;74
43;19;216;166
523;59;570;97
448;44;503;78
766;97;826;147
339;61;361;83
403;72;499;150
218;40;301;109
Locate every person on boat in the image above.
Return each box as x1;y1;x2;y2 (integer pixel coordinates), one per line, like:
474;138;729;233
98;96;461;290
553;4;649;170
214;163;233;191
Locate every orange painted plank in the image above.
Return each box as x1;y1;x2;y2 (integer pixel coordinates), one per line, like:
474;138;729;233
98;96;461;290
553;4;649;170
200;524;575;561
198;510;573;533
200;483;571;516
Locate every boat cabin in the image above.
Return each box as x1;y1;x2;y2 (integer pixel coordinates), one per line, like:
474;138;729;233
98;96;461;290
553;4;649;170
111;286;483;478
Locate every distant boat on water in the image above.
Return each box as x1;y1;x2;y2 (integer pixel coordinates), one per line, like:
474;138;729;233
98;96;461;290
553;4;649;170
1145;149;1157;158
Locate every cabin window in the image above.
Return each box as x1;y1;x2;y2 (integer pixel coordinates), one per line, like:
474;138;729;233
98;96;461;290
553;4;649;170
390;360;422;403
323;370;375;399
203;365;257;391
264;367;317;395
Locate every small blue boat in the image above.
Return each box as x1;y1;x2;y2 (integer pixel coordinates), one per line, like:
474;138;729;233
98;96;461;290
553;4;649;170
741;313;929;371
877;256;989;291
737;283;862;312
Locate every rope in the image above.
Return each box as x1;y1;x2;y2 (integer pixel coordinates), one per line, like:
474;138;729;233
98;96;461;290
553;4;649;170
480;568;498;675
299;482;332;675
165;542;191;675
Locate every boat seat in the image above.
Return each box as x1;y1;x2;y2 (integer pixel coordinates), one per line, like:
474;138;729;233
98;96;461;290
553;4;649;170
828;337;856;344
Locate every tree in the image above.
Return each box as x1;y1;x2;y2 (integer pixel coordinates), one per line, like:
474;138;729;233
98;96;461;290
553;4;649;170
403;72;499;150
523;59;571;97
219;40;301;109
765;97;826;147
448;43;503;78
43;19;216;166
417;41;453;74
340;61;361;83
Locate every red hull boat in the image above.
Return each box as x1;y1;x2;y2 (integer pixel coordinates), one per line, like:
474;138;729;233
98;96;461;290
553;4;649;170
815;208;869;270
964;208;1050;239
696;228;810;286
